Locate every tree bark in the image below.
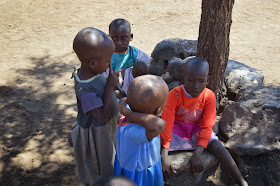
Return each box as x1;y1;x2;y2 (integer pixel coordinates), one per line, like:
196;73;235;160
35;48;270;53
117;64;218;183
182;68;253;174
197;0;234;101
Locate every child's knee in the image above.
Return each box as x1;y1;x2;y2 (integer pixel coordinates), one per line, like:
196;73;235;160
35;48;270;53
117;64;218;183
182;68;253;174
208;139;225;153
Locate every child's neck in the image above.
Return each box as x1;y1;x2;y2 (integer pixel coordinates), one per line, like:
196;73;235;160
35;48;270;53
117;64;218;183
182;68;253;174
78;67;98;80
114;47;129;54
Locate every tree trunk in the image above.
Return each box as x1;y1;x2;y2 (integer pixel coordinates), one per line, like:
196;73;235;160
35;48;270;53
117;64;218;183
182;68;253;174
197;0;234;102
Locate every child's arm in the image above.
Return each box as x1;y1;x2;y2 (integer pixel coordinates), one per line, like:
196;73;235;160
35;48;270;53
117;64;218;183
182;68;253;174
188;91;216;174
91;70;118;123
159;88;180;181
161;146;177;181
114;83;126;99
187;145;205;173
119;98;166;140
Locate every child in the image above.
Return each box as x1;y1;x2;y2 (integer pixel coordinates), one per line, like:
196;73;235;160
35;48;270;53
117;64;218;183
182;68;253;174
105;18;152;98
160;57;248;186
114;75;169;186
71;27;120;185
108;18;152;71
116;61;148;98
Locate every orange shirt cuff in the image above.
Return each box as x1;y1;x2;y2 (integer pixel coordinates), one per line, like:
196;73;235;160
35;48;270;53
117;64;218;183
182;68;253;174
197;139;208;149
161;141;171;149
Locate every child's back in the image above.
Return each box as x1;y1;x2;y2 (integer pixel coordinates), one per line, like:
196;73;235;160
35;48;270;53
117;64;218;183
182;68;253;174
114;119;162;185
71;27;120;185
113;75;169;186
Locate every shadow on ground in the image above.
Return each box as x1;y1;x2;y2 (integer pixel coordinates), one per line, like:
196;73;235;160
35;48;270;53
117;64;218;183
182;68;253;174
0;53;81;185
1;53;280;186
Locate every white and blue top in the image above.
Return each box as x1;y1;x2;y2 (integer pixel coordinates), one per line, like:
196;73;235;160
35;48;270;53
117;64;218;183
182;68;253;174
111;46;152;71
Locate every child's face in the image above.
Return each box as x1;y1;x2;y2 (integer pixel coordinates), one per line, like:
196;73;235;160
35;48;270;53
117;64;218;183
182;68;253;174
109;26;132;53
184;68;208;98
90;44;114;74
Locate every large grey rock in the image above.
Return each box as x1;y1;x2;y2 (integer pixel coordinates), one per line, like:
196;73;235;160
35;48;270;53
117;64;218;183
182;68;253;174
213;115;221;135
149;38;197;76
218;97;235;115
236;83;280;102
167;151;218;185
167;57;185;82
219;84;280;156
167;57;195;82
224;60;264;99
168;81;181;91
160;72;173;85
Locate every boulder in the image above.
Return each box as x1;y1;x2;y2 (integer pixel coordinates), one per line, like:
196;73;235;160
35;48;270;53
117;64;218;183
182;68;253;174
168;81;181;91
160;72;173;85
149;38;197;76
224;60;264;100
213;115;221;135
167;57;185;81
236;83;280;102
167;151;218;185
167;57;195;82
219;84;280;156
218;97;235;115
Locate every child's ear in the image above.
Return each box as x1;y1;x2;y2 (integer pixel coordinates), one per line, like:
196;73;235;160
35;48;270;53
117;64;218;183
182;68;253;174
207;75;210;84
88;58;96;70
130;33;133;41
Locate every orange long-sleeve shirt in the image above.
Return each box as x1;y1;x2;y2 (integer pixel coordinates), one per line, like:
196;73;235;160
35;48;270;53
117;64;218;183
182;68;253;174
160;85;216;149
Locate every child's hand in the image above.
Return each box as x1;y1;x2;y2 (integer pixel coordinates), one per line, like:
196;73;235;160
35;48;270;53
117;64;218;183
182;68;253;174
107;63;119;87
107;71;119;87
162;158;176;182
187;153;204;174
119;97;131;116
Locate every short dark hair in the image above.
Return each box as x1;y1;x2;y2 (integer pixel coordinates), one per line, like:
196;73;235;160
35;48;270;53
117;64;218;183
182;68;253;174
184;57;209;75
109;18;131;33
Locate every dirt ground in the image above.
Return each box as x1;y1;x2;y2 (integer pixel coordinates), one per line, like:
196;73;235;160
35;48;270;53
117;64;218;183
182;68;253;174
0;0;279;185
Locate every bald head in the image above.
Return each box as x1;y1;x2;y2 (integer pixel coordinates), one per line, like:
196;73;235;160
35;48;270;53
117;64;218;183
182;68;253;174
127;75;168;115
73;27;114;63
184;57;209;76
109;19;131;33
132;61;148;78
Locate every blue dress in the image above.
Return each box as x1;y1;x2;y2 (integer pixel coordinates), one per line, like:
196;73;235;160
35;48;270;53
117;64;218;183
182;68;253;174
113;123;164;186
